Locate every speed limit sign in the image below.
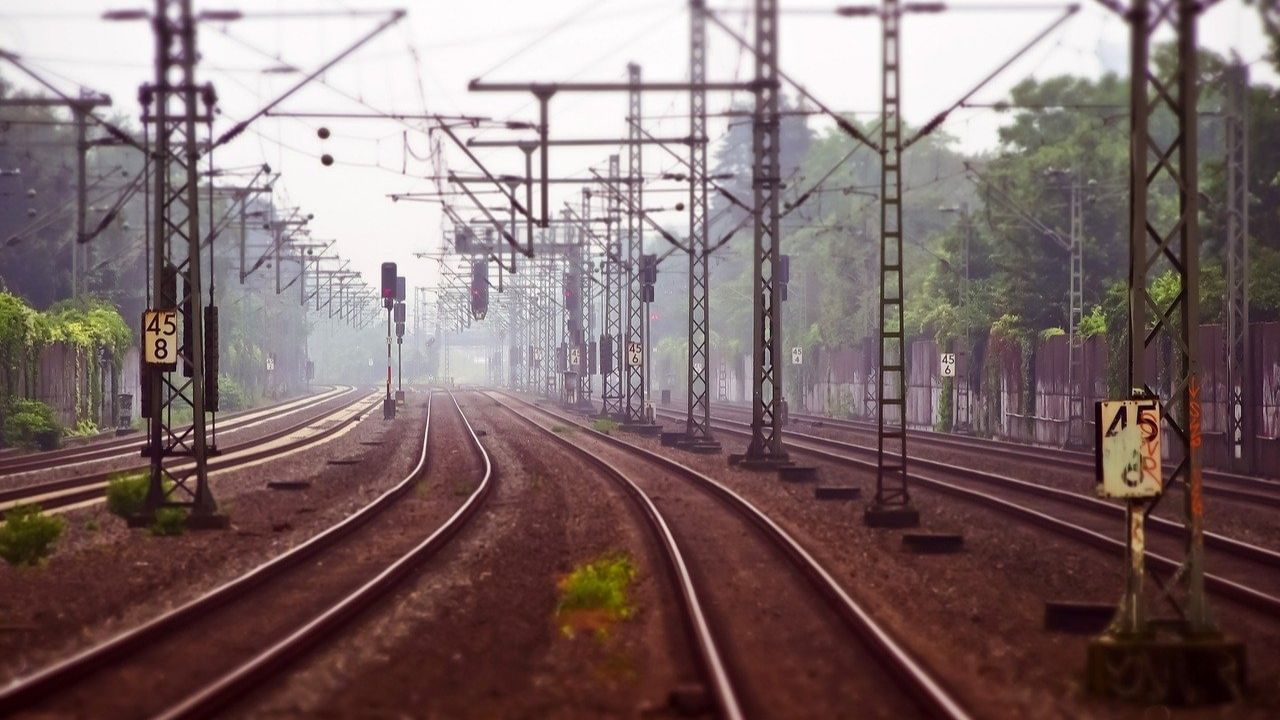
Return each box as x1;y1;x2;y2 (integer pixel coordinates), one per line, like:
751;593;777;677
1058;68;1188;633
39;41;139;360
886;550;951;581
142;309;178;367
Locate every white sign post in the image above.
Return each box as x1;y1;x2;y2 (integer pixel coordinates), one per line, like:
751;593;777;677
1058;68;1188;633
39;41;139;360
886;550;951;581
940;353;956;378
142;310;178;367
627;341;643;368
1095;398;1163;498
791;347;803;365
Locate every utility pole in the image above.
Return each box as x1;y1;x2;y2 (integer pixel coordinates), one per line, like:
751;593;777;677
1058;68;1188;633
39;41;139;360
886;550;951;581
602;154;625;419
1066;169;1085;447
139;0;224;527
1088;0;1244;703
737;0;788;468
1224;60;1251;473
868;0;917;526
623;63;649;427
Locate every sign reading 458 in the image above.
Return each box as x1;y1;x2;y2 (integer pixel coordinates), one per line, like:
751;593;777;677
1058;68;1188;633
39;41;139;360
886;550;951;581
143;309;178;368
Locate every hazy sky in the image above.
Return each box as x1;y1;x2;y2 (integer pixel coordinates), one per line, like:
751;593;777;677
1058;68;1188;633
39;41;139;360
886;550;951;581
1;0;1273;295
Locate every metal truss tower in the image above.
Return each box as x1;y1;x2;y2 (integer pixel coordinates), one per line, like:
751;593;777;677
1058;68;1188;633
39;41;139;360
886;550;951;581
624;64;648;424
1224;60;1251;473
1090;0;1244;704
742;0;787;465
869;0;914;524
685;0;717;448
1067;170;1085;447
601;155;625;418
141;0;224;526
579;191;594;405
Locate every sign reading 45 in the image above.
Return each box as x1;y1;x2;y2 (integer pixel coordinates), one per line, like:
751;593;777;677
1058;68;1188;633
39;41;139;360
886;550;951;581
143;309;179;368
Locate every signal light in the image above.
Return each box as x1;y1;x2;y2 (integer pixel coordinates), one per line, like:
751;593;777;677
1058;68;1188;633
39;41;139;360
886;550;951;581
205;305;219;412
470;260;489;320
779;254;790;302
394;301;406;323
396;276;406;303
640;254;657;303
380;262;397;308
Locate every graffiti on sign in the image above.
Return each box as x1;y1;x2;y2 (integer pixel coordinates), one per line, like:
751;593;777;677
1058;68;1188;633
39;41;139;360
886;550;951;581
1095;397;1162;498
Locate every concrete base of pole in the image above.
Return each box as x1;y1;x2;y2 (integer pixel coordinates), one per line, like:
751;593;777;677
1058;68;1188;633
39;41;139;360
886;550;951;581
1086;630;1245;705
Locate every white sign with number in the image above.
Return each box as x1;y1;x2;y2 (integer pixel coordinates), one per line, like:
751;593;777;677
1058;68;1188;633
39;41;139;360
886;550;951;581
142;310;178;366
569;345;582;371
940;353;956;378
266;356;276;372
791;347;803;365
627;342;643;368
1095;398;1163;499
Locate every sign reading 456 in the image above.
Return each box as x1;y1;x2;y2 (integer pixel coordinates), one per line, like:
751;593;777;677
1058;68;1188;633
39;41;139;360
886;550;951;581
142;309;178;368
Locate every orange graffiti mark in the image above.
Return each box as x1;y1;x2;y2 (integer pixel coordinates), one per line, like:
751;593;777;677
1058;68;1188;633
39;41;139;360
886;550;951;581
1189;375;1203;450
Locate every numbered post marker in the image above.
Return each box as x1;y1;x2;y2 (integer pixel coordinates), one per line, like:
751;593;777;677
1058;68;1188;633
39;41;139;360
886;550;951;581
627;342;643;368
569;345;582;372
1095;398;1163;498
142;310;178;367
791;347;803;365
940;353;956;378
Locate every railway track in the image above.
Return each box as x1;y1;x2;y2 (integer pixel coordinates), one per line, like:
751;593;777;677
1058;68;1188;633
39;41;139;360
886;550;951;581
0;385;354;477
666;409;1280;621
0;388;379;516
495;391;971;720
0;388;494;719
707;402;1280;509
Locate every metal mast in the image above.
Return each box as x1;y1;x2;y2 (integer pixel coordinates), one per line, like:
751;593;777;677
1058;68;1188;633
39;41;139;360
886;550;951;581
601;154;625;418
1224;60;1251;473
869;0;916;526
1067;170;1085;447
141;0;223;526
624;64;648;424
685;0;718;450
741;0;787;466
1090;0;1243;704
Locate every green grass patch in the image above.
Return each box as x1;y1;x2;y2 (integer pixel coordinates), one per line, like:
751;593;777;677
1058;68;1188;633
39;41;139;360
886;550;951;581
0;504;65;566
591;418;619;435
149;507;187;536
551;425;574;434
105;471;150;519
556;552;636;639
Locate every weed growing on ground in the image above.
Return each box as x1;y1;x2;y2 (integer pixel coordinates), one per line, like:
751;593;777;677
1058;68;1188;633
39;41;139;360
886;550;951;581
551;425;573;434
452;482;474;498
0;504;65;566
556;552;636;639
84;518;100;532
105;471;149;519
149;508;187;537
592;418;619;435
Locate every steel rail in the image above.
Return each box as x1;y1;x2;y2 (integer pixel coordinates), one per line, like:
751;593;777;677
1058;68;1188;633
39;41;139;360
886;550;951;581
0;390;379;514
689;412;1280;619
0;385;350;476
0;388;484;715
500;391;971;720
487;393;745;720
156;389;493;719
712;402;1280;507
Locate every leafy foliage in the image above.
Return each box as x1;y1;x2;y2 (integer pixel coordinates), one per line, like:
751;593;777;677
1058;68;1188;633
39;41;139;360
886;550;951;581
556;552;636;638
1;397;61;449
105;471;150;519
0;504;65;566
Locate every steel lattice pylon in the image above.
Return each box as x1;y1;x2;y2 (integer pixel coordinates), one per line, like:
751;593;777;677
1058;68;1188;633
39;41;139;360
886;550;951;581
1224;61;1251;473
742;0;786;464
871;0;911;515
685;0;716;446
601;155;625;418
141;0;223;525
579;190;594;405
1067;170;1085;447
624;64;647;423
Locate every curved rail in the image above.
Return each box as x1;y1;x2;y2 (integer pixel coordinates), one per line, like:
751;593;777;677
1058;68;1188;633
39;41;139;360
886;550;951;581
0;390;380;514
687;411;1280;620
500;391;971;720
0;385;354;476
0;388;491;716
489;394;744;720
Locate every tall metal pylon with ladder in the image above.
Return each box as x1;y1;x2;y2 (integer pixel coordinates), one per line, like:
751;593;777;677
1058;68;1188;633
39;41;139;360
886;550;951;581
624;64;648;424
601;154;625;418
869;0;917;526
1067;169;1085;447
1224;60;1251;473
141;0;224;527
